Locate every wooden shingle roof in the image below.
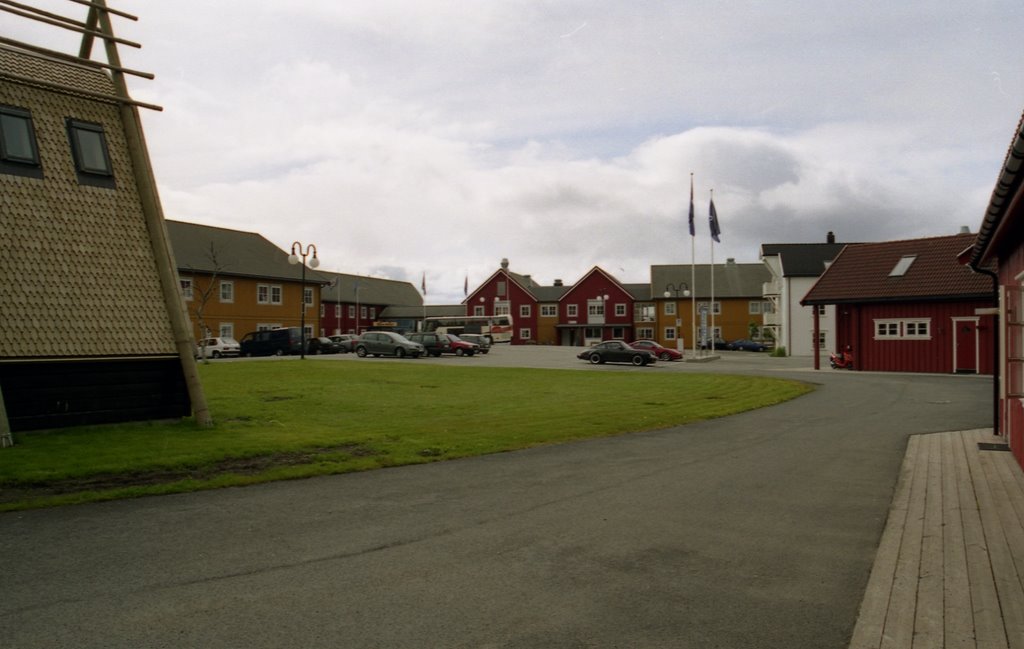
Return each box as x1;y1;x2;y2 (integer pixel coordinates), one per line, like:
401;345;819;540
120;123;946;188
801;233;992;305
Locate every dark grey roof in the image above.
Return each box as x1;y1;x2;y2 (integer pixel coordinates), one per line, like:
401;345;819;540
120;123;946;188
624;283;653;300
531;285;572;302
318;271;422;307
760;243;848;277
650;263;769;299
167;220;326;284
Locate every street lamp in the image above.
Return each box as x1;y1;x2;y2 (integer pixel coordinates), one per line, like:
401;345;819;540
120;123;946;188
288;241;319;360
663;282;690;298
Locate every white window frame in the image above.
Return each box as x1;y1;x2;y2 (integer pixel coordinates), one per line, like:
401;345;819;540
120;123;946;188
474;305;485;316
257;322;280;331
664;301;677;316
349;305;356;317
567;304;578;317
334;304;341;318
636;303;655;322
219;280;234;303
874;319;901;339
495;301;510;316
540;304;558;317
519;328;532;341
904;319;931;340
219;323;234;338
637;327;654;339
664;327;677;340
614;303;626;317
180;277;193;301
304;287;314;307
520;304;532;317
749;301;761;315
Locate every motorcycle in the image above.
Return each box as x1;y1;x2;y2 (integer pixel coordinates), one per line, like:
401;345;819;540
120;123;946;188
829;347;854;370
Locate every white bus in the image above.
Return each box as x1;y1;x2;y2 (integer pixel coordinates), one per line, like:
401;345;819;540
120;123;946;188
423;314;514;343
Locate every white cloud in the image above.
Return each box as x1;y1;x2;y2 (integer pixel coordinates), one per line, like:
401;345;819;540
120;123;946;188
8;0;1022;305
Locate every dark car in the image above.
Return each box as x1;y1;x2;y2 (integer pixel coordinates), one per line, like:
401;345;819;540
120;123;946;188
699;336;727;351
578;340;656;366
328;334;359;353
354;331;424;358
307;336;340;354
239;327;304;357
458;333;491;354
405;332;452;357
629;339;682;361
725;338;768;352
442;334;479;357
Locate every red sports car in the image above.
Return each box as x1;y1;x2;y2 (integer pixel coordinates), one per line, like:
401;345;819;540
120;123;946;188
630;339;683;361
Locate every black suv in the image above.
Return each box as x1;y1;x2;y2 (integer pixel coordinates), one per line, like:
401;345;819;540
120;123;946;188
405;332;451;357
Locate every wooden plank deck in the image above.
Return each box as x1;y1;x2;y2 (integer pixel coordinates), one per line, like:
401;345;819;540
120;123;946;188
849;429;1024;648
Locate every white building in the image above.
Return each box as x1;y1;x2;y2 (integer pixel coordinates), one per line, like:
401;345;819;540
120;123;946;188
760;233;847;357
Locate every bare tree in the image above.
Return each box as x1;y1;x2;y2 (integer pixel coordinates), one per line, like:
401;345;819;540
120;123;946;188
186;242;228;364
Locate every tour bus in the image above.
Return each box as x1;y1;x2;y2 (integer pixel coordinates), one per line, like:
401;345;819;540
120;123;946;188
423;314;513;343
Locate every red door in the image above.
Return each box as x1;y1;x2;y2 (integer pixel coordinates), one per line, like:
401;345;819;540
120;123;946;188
954;318;978;374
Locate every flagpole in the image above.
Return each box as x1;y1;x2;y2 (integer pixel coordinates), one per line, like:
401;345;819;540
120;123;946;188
709;189;716;353
689;173;697;360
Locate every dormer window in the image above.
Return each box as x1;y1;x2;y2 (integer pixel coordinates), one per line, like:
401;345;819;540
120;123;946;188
889;255;916;277
0;105;43;178
67;118;115;187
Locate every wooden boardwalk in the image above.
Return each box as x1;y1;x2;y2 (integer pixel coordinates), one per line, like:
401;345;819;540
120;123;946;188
849;429;1024;649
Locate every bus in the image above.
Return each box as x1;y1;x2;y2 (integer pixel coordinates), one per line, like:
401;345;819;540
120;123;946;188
423;314;514;343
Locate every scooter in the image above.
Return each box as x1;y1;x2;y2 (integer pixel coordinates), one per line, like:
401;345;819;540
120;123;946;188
829;347;854;370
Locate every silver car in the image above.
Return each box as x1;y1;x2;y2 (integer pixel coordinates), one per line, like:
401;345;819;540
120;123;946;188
354;331;424;358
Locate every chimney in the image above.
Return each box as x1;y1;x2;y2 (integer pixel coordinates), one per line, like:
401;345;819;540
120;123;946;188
554;279;563;287
726;257;736;265
500;258;509;270
959;225;970;234
827;231;836;244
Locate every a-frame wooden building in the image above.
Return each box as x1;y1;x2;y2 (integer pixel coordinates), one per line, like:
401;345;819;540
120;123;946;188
0;1;208;440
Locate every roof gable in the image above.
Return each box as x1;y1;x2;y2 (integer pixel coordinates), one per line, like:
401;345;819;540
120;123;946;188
802;233;992;305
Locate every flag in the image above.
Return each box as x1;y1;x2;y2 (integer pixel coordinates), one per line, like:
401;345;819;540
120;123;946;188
464;275;468;296
421;272;427;295
688;176;695;236
709;197;721;243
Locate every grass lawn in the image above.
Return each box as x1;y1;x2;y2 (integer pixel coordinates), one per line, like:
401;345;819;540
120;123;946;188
0;361;813;510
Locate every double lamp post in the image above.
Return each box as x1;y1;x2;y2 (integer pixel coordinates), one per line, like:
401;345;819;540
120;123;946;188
288;241;319;360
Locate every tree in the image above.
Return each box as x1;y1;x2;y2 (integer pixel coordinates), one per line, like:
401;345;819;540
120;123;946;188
186;243;228;364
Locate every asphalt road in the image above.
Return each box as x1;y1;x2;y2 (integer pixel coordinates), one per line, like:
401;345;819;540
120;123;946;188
0;348;993;648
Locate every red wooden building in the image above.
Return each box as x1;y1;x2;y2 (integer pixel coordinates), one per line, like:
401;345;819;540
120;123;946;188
964;109;1024;470
801;233;996;374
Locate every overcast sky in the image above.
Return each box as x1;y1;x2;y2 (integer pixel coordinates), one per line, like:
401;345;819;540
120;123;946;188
10;1;1024;303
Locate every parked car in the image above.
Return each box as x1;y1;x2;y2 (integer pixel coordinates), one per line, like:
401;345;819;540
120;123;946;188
328;334;359;353
195;336;240;359
458;333;491;354
578;340;656;366
725;338;768;352
442;333;479;356
629;339;682;361
405;332;452;357
307;336;340;354
354;331;424;358
239;327;304;357
699;336;727;351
